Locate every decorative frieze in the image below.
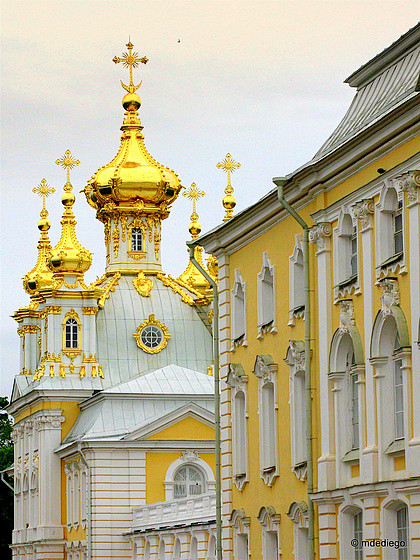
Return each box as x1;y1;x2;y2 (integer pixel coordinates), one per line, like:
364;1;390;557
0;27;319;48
34;415;65;431
226;363;248;392
285;340;305;371
253;354;278;384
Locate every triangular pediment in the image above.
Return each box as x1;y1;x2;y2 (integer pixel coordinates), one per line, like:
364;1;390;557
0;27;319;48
123;401;215;441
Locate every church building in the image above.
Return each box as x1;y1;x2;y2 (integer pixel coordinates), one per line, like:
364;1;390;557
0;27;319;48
8;43;217;560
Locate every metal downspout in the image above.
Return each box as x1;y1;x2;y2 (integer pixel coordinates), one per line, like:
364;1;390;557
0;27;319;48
187;241;222;560
78;443;92;560
273;177;315;560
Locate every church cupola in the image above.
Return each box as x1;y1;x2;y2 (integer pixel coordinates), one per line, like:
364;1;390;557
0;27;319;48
23;179;55;295
83;42;182;273
48;150;92;288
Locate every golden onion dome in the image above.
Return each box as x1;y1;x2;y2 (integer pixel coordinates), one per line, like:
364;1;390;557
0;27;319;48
48;151;92;277
23;180;55;295
84;43;182;221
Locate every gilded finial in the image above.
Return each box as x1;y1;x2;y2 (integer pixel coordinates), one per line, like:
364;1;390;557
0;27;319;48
217;153;241;221
56;150;80;193
32;179;55;222
113;41;148;94
23;180;56;294
183;183;205;239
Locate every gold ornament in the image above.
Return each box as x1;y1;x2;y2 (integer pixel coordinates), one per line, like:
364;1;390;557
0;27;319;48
217;153;241;221
113;41;148;94
183;183;205;240
133;271;153;297
112;225;120;257
98;272;121;308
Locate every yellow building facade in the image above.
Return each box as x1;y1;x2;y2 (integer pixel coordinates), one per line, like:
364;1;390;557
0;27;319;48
199;24;420;559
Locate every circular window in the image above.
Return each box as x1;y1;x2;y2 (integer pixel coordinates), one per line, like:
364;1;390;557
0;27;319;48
133;314;171;354
140;325;163;349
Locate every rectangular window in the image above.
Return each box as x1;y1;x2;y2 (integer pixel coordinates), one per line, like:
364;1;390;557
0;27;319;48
394;359;404;440
351;372;359;450
131;228;143;252
350;226;358;277
394;201;403;255
397;506;409;560
354;511;363;560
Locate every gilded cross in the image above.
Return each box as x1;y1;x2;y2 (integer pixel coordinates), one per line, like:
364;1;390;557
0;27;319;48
183;183;205;223
56;150;80;191
216;153;241;192
113;41;148;93
32;179;55;218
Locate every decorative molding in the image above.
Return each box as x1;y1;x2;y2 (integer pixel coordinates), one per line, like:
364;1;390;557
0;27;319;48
181;450;199;462
338;299;355;333
285;340;305;371
394;170;420;203
309;222;332;250
380;278;399;316
253;354;278;384
133;271;153;297
98;272;121;308
112;223;120;257
156;273;194;305
82;307;99;315
17;325;40;337
133;313;171;354
35;414;65;431
352;198;374;229
226;363;248;392
45;306;62;315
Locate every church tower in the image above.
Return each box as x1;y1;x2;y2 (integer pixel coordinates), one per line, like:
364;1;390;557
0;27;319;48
8;42;216;560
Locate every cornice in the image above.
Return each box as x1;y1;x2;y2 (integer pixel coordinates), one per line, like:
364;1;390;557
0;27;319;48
198;98;420;257
345;24;420;88
78;391;214;410
7;389;95;418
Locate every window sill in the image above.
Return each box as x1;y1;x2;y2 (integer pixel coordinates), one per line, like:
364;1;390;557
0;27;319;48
379;252;404;269
335;274;357;290
384;439;405;456
342;449;359;463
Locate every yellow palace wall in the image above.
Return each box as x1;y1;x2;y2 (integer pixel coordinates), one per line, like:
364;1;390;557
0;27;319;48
225;136;419;559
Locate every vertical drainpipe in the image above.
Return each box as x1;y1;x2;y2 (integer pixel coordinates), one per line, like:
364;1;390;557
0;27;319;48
78;443;92;560
186;241;221;560
273;177;314;560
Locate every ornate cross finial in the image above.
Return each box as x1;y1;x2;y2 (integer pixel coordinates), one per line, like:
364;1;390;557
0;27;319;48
183;183;205;239
113;41;148;93
217;153;241;221
33;179;55;218
183;183;205;223
56;150;80;192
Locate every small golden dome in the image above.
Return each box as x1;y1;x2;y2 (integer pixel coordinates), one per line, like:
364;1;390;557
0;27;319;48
122;92;141;111
49;151;92;278
38;217;51;231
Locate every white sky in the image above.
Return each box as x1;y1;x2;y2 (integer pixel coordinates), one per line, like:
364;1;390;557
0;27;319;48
1;1;419;397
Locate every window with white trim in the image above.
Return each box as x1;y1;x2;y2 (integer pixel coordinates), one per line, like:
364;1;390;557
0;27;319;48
289;236;304;324
131;228;143;252
397;505;409;560
207;535;216;560
73;466;80;529
190;537;198;560
158;540;165;560
231;269;247;346
335;213;358;286
257;252;276;338
376;186;404;270
254;355;278;486
227;363;249;490
258;506;281;560
65;463;73;528
231;510;250;560
353;511;363;560
80;468;87;528
173;465;205;498
173;538;181;560
65;318;78;349
288;502;309;560
286;340;307;478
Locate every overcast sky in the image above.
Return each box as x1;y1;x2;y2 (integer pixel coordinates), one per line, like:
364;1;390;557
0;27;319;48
1;1;419;397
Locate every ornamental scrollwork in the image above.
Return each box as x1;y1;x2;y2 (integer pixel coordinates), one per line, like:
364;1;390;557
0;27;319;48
394;170;420;203
380;278;399;316
352;199;374;229
133;314;171;354
338;299;355;333
133;271;153;297
308;222;332;250
112;225;120;258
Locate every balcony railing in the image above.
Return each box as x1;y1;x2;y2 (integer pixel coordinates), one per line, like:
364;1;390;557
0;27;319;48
132;492;216;531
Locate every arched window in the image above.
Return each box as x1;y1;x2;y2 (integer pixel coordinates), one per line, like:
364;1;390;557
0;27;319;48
158;540;165;560
190;537;198;560
376;186;405;273
207;535;216;560
335;213;358;287
143;541;150;560
289;236;304;325
227;363;249;490
173;465;205;498
65;318;78;349
234;391;247;477
131;228;143;252
257;252;276;338
382;499;410;560
173;538;181;560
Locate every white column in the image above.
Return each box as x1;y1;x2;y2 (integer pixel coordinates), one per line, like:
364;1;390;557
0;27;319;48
217;253;234;560
353;199;377;482
309;223;335;490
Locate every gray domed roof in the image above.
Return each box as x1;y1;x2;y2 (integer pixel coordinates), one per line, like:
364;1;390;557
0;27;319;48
96;275;213;388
